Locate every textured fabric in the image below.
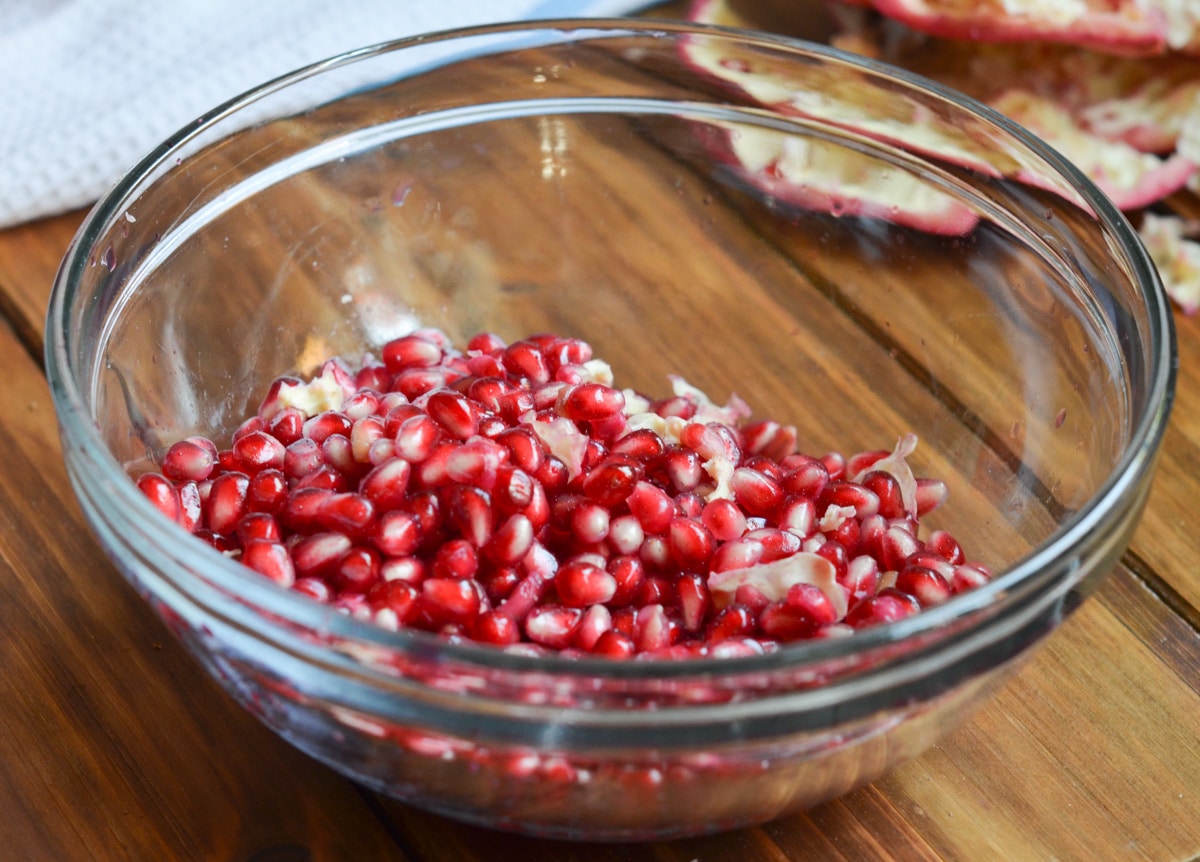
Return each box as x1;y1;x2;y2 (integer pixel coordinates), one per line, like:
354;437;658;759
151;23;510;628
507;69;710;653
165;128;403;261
0;0;650;227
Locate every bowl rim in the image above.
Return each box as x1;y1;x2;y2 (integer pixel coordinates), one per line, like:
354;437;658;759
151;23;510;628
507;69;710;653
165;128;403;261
45;18;1177;681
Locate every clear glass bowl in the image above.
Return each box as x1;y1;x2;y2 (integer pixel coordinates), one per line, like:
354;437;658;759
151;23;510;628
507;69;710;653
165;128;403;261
45;20;1174;841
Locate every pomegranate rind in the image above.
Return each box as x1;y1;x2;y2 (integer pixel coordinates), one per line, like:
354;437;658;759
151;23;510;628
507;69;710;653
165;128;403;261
860;0;1167;57
708;552;849;619
1138;212;1200;314
851;433;919;516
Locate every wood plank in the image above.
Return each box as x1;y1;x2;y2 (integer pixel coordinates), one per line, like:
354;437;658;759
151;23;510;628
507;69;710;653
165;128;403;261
0;313;409;861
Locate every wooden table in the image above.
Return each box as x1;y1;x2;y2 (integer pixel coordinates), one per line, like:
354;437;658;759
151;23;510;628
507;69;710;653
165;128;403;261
4;6;1200;861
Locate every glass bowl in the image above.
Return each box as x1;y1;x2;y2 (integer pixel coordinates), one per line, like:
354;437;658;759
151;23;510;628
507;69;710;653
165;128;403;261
45;19;1174;841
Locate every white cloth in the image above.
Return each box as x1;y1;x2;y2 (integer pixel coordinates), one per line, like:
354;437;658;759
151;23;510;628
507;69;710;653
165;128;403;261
0;0;650;228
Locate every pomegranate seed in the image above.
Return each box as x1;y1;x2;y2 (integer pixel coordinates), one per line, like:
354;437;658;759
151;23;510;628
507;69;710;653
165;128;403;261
472;610;521;645
781;458;829;499
759;582;837;642
860;470;906;520
467;331;507;353
895;564;952;607
607;555;645;607
679;421;741;464
395;414;440;463
177;481;202;532
881;525;923;572
350;415;385;462
381;556;426;585
317;492;375;540
610;429;665;461
246;468;288;514
371;510;422;557
915;478;950;516
445;437;505;489
559;383;625;421
777;495;816;538
293;532;353;579
343;390;381;421
820;451;846;480
606;514;644;556
282;486;332;533
426;389;480;440
161;438;216;482
421;577;482;624
591;629;636;658
293;576;332;603
360;457;412;511
731;467;784;517
701;498;747;542
241;540;296;587
658;446;704;492
237;512;281;544
355;364;392;393
502;341;551;384
495;427;545;474
556;559;617;607
928;530;966;565
844;589;921;629
668;518;715;570
710;537;765;573
951;562;992;594
205;472;250;535
137;472;181;523
431;539;479;580
634;604;672;652
581;456;642;508
332;546;382;594
627;481;674;535
677;573;711;632
570;501;611;544
382;334;443;373
818;482;880;519
303;411;353;445
842;555;880;605
707;604;756;643
525;605;581;649
284;438;324;479
372;582;420;627
846;448;890;476
674;491;704;520
481;566;521;602
445;485;494;548
486;513;534;565
573;604;613;650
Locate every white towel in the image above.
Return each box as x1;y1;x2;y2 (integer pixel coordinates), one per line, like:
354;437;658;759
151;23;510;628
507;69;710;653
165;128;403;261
0;0;652;228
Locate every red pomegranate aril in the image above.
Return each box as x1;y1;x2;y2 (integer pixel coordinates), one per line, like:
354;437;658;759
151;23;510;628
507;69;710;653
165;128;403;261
635;574;675;608
293;532;353;579
844;589;921;629
486;513;534;565
371;581;420;628
381;555;426;585
905;550;956;580
730;467;783;518
303;411;353;445
951;562;992;594
445;485;494;548
425;389;480;440
137;472;182;522
481;565;522;603
655;446;702;494
781;458;830;499
232;416;266;442
472;610;521;646
710;537;765;573
161;438;216;482
776;496;816;539
495;427;545;474
927;530;966;565
895;564;952;607
393;368;449;401
431;538;479;580
283;438;323;480
559;383;625;421
842;554;880;605
674;491;705;520
177;481;202;532
677;573;711;632
495;390;535;424
820;451;847;480
394;415;440;465
382;333;443;373
574;604;613;650
355;364;391;394
815;539;850;580
525;604;582;649
881;525;923;573
230;430;286;474
627;481;675;535
570;501;611;545
610;429;665;462
638;535;672;572
321;434;361;482
360;458;412;512
293;576;331;603
545;336;592;368
241;540;296;587
205;472;250;535
350;415;385;463
818;482;880;519
750;528;802;563
634;604;672;652
282;486;333;533
371;510;422;557
860;470;906;520
317;492;375;540
668;518;715;570
581;456;642;508
915;478;950;516
342;390;381;421
237;512;281;545
502;341;551;384
759;585;833;642
706;604;756;643
246;468;288;514
591;629;636;658
445;438;505;489
845;448;890;477
467;331;507;353
606;555;645;607
556;559;617;607
534;455;569;495
421;577;482;624
332;546;382;594
700;497;747;542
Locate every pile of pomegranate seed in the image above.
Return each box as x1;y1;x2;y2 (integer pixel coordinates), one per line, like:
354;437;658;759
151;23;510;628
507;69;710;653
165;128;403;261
136;328;991;658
